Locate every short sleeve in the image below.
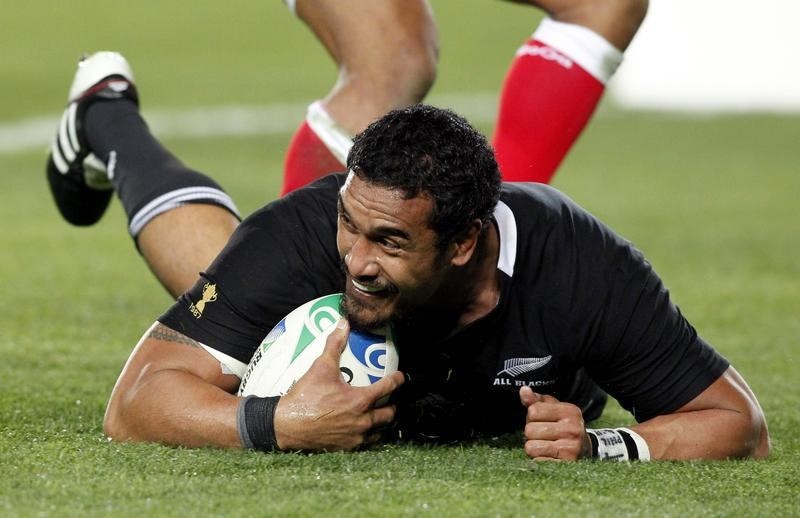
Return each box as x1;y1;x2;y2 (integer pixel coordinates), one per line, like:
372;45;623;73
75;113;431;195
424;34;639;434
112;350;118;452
546;197;730;421
158;174;345;364
504;183;731;422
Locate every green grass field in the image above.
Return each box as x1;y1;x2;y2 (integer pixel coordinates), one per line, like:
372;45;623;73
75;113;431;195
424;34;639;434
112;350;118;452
2;1;799;515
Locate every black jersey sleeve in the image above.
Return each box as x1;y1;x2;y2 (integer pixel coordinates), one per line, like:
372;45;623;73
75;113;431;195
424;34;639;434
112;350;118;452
504;183;730;422
581;254;731;422
561;198;729;422
158;174;346;364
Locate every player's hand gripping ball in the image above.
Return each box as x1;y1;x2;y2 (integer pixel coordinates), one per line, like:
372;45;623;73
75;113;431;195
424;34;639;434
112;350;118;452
237;293;399;397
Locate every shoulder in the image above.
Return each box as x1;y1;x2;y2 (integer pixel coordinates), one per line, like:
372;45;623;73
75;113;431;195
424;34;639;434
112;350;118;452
499;182;597;227
496;183;653;330
229;174;343;260
500;182;574;211
200;173;345;313
245;173;344;229
500;182;634;252
497;182;613;261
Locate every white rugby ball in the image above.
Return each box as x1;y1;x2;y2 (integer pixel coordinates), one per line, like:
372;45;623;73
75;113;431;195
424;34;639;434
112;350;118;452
237;293;399;397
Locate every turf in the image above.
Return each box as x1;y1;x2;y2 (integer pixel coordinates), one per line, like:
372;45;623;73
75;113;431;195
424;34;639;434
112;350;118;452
2;1;799;516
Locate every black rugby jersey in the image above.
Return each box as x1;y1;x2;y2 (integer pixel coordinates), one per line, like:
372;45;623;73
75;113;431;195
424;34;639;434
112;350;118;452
160;174;728;439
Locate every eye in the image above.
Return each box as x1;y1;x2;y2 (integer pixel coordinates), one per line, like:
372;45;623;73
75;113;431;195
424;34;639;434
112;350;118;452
338;211;356;231
380;237;400;250
378;237;402;252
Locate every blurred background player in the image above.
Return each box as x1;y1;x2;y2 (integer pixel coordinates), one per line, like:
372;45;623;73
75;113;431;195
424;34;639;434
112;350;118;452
280;0;648;193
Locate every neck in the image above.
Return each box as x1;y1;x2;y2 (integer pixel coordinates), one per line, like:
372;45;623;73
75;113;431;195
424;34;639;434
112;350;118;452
441;221;501;328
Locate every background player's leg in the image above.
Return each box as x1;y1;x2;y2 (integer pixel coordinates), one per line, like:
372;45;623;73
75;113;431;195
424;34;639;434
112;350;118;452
493;0;648;183
281;0;439;194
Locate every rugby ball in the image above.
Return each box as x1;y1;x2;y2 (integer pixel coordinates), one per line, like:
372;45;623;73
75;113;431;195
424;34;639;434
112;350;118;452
237;293;399;397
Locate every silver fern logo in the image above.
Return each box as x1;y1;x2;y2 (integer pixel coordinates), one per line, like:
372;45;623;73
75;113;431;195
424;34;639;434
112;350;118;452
497;356;552;377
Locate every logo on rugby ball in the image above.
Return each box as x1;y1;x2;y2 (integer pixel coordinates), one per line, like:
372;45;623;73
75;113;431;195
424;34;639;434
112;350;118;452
347;331;392;383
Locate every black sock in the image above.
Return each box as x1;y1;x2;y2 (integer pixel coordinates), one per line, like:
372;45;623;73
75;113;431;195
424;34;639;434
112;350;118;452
84;99;239;236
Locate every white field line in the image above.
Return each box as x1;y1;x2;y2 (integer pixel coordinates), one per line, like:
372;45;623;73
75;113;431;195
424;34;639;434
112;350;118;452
0;93;500;156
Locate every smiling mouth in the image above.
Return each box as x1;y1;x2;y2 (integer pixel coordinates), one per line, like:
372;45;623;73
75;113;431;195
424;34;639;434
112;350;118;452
350;278;398;298
353;279;383;293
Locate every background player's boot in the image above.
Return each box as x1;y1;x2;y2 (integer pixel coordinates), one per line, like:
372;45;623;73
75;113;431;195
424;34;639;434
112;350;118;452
46;51;138;226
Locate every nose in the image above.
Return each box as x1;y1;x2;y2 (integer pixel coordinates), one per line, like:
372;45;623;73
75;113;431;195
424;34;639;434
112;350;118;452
345;236;380;278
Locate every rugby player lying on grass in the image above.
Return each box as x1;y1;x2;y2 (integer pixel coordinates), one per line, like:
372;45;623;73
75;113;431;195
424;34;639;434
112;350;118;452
46;52;769;461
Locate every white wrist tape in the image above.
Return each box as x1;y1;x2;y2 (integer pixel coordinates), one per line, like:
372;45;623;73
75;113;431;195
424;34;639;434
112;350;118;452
586;427;651;461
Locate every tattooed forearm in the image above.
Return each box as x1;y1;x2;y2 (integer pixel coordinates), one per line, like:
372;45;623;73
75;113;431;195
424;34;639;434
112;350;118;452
147;323;201;348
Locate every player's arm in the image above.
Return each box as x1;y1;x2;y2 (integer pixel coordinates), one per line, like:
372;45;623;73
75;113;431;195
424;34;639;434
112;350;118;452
104;320;404;450
519;365;770;461
103;322;243;448
625;365;769;460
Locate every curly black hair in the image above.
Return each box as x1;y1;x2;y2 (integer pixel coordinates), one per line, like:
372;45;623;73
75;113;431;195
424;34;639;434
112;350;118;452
346;104;501;250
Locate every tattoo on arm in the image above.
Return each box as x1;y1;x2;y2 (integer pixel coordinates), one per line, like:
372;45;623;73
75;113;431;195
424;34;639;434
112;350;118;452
147;323;201;348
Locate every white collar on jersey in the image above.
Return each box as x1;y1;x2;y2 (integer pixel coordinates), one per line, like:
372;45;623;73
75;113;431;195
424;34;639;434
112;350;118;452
493;201;517;277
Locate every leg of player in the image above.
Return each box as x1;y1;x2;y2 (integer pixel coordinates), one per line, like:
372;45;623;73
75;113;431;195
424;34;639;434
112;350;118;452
46;52;241;298
136;204;239;298
493;0;648;183
280;0;439;194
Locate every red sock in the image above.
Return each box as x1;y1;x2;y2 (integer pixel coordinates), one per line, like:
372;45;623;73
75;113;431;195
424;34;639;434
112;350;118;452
493;19;622;183
281;120;345;195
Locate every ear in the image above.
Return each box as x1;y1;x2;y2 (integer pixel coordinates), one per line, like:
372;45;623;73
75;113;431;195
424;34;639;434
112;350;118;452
449;220;483;267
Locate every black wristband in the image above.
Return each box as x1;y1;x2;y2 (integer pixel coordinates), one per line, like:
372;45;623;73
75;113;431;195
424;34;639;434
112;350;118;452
237;395;281;452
